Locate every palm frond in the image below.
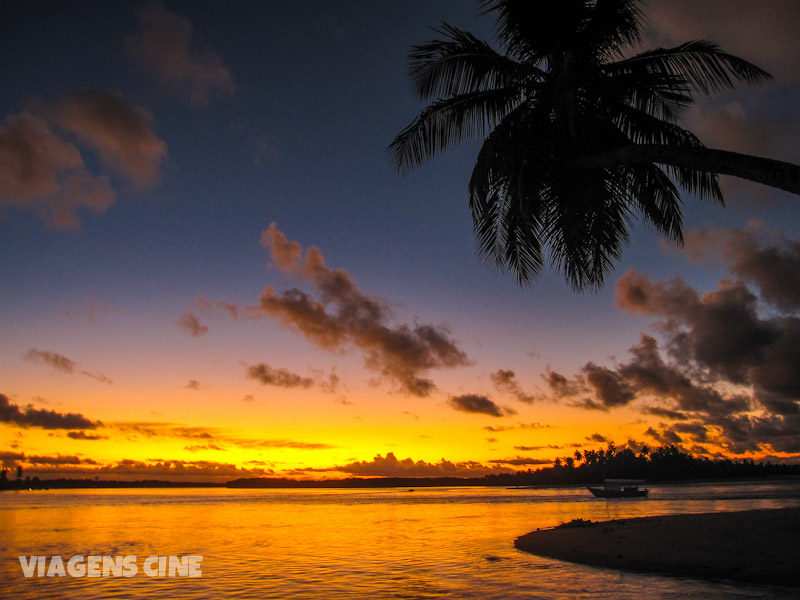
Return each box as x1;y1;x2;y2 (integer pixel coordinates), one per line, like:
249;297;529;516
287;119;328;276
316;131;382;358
469;105;547;282
621;163;684;242
409;24;535;100
389;87;525;172
611;41;771;95
580;0;642;60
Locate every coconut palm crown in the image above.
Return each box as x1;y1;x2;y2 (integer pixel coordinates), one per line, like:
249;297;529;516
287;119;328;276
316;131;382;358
389;0;800;290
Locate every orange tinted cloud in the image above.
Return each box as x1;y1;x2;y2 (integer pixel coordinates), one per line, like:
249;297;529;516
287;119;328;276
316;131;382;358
177;312;208;336
126;3;234;105
297;451;513;477
49;90;166;188
258;223;470;396
0;112;115;229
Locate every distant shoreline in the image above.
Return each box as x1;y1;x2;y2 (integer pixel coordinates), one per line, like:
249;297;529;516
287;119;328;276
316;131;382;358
3;475;800;491
2;475;799;491
515;507;800;587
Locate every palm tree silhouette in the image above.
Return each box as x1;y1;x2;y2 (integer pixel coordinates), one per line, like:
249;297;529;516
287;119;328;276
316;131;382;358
389;0;800;289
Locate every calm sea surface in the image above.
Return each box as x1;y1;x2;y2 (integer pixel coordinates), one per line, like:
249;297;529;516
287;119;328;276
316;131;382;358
2;480;799;599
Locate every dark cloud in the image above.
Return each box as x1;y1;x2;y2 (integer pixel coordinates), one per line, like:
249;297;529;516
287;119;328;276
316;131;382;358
0;394;99;430
487;456;552;466
645;426;684;446
582;363;635;408
543;369;586;398
14;457;271;483
185;380;201;390
685;224;800;312
586;433;609;443
616;271;800;415
641;406;689;421
177;312;208;336
258;223;470;396
538;260;800;455
247;363;314;389
0;451;25;464
67;431;108;441
490;369;536;403
125;3;234;105
483;422;552;432
111;422;216;439
227;439;335;450
448;394;515;417
184;444;223;452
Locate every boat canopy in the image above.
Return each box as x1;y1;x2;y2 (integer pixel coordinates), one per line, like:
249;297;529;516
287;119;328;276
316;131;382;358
603;479;646;485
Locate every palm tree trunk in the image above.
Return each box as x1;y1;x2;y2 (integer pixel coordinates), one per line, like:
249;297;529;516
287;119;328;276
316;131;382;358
576;145;800;196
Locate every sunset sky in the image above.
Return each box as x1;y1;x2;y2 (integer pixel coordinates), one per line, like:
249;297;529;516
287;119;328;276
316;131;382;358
2;0;800;482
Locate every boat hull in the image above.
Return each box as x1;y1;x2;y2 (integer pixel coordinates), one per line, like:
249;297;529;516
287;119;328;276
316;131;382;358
587;486;648;498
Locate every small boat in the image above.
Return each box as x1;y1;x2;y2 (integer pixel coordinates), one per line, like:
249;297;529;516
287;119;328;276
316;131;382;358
587;479;648;498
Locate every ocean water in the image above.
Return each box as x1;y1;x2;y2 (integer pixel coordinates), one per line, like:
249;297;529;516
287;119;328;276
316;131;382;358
1;480;799;599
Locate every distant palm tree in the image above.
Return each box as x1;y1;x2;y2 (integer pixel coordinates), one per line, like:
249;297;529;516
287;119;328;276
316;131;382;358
390;0;800;289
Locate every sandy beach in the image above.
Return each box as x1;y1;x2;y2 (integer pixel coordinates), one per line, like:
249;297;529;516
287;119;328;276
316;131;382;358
515;507;800;586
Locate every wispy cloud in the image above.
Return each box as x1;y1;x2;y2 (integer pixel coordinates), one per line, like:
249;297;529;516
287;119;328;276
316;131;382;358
177;312;208;336
23;348;112;384
109;420;335;450
67;431;108;441
487;456;552;466
257;223;470;396
125;3;234;105
483;422;552;433
448;394;516;417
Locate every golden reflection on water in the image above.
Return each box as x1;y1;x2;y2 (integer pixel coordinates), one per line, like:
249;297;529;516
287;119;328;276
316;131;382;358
2;484;799;599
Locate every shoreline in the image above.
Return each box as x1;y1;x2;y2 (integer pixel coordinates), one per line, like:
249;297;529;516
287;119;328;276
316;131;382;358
515;507;800;587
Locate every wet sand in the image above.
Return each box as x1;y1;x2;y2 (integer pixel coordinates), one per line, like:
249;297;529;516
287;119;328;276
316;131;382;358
515;507;800;586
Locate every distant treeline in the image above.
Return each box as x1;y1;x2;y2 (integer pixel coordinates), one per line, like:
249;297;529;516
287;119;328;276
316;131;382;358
486;444;800;486
3;446;799;491
229;445;800;488
0;477;221;491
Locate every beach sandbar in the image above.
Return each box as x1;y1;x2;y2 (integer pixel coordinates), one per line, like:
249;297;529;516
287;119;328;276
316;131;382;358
515;507;800;586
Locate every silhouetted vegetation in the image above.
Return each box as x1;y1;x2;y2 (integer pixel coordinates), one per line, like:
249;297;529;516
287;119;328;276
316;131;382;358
3;446;799;491
490;443;800;486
